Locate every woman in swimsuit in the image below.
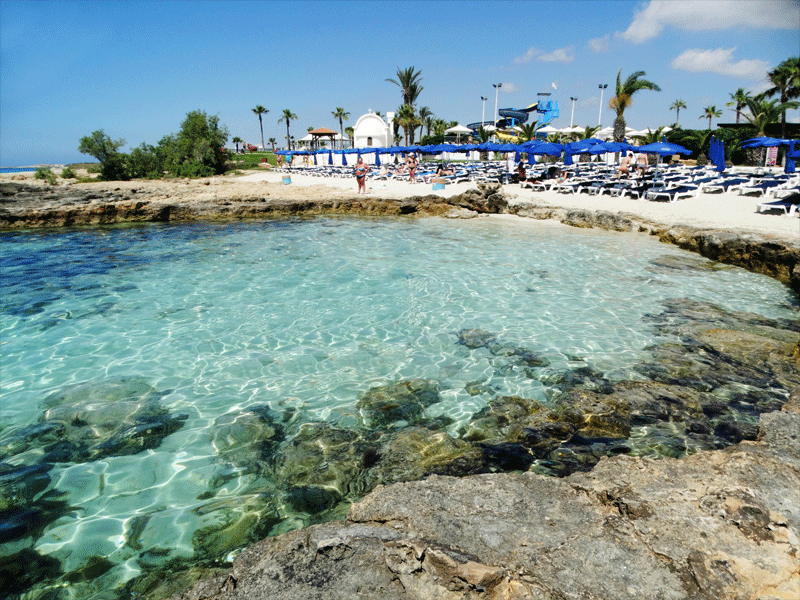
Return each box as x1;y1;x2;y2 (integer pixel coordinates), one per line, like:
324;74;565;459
355;156;369;194
406;153;418;184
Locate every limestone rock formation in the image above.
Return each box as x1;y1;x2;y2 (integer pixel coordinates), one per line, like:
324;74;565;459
172;407;800;600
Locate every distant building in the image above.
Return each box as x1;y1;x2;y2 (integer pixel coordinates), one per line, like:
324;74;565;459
353;111;394;148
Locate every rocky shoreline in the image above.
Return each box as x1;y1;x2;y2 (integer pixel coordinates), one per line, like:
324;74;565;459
2;178;799;599
2;179;800;294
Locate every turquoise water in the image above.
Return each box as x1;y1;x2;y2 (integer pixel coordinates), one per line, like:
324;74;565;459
1;216;796;598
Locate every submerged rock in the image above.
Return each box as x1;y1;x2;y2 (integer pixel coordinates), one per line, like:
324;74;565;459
368;427;484;484
211;405;284;469
272;422;381;501
1;377;187;464
357;379;443;430
191;493;282;561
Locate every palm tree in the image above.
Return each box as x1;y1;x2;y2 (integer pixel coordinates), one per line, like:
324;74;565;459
609;69;661;142
268;137;276;152
670;99;687;126
423;116;436;138
417;106;434;138
726;88;751;124
433;118;449;137
517;123;541;142
631;126;665;145
395;104;419;145
232;136;242;153
386;67;423;106
252;105;268;152
332;107;350;149
763;57;800;138
742;96;800;136
345;126;354;147
278;109;297;150
741;96;800;164
700;105;722;130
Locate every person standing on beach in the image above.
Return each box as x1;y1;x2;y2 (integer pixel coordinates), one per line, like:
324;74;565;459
618;152;633;178
355;156;369;194
406;153;418;184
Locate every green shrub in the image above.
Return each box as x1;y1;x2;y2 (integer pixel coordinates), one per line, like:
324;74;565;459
87;164;101;173
60;167;77;179
34;167;57;185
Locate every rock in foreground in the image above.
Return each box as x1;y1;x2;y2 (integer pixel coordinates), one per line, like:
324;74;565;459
172;405;800;600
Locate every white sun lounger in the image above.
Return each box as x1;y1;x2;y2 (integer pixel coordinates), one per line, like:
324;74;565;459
645;185;700;203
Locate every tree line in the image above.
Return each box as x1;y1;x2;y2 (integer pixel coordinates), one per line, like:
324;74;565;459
79;110;229;180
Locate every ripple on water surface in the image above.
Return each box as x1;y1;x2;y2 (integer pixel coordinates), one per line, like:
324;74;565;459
0;216;796;598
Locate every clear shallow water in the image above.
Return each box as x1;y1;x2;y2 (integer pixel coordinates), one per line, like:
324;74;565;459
1;216;796;597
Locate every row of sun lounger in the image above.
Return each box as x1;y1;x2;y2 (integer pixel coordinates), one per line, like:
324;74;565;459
274;162;800;215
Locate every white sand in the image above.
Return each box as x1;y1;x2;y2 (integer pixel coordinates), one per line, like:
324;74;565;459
4;167;797;243
238;169;800;243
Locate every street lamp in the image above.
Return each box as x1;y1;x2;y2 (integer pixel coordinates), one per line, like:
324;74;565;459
493;83;502;141
598;84;608;127
569;96;578;128
481;96;487;128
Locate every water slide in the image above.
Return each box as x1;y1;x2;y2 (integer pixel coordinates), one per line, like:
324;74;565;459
466;101;560;133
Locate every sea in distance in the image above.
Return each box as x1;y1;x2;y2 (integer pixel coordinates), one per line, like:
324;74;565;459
1;215;797;598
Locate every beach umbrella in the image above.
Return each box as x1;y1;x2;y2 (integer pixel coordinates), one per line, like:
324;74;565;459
341;152;347;166
587;141;633;155
563;146;573;166
445;124;472;143
714;137;726;173
328;151;333;165
636;138;691;156
637;137;691;175
375;151;381;167
740;136;783;148
786;141;796;174
526;142;563;156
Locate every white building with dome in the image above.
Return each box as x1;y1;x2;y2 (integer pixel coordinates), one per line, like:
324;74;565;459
353;110;394;148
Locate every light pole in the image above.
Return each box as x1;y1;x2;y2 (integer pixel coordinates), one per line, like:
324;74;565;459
493;83;502;141
569;96;578;128
598;84;608;127
481;96;487;128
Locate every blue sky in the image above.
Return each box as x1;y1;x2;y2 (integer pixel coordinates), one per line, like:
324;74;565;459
1;0;798;165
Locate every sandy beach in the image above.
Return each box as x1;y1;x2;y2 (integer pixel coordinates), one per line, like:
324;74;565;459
2;166;799;243
235;167;800;242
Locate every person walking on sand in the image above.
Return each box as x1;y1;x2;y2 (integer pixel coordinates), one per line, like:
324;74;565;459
406;153;418;184
355;156;369;194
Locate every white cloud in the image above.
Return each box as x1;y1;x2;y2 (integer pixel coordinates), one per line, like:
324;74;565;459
618;0;795;44
587;35;610;53
537;47;575;63
671;48;771;79
514;47;540;64
501;82;519;93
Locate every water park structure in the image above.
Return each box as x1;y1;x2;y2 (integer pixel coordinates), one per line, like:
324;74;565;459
467;93;560;142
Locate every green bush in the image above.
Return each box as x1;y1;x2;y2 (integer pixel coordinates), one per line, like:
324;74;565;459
34;167;57;185
79;110;231;181
60;167;77;179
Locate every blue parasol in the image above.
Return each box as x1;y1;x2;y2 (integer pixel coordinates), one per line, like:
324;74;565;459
786;141;796;174
526;142;563;156
328;150;333;165
715;137;726;173
740;136;784;148
637;137;691;175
